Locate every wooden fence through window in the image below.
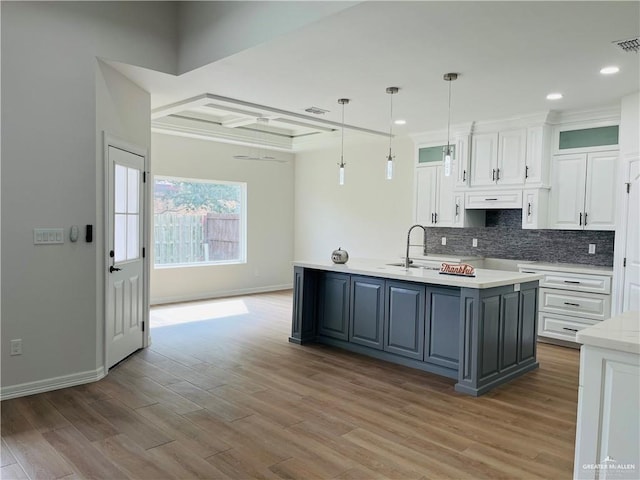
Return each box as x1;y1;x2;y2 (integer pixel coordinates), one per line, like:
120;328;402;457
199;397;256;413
154;213;240;265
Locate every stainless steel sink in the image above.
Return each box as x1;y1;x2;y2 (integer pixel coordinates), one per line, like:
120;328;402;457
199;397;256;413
386;262;440;271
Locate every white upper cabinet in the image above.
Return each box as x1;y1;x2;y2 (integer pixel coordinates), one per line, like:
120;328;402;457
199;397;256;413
415;164;472;228
415;165;439;226
470;129;527;187
584;151;618;230
454;135;470;188
470;133;498;187
549;151;617;231
522;188;549;229
524;125;550;186
497;129;527;185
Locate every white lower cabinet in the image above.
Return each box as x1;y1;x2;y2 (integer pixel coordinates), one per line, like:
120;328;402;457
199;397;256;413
573;340;640;480
518;265;613;344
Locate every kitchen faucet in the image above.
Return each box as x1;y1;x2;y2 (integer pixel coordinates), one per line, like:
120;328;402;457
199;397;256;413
405;224;428;269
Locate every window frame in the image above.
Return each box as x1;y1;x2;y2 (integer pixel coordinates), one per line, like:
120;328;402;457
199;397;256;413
153;175;247;269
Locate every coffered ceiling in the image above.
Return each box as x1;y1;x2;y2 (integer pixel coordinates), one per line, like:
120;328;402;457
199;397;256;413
110;1;640;152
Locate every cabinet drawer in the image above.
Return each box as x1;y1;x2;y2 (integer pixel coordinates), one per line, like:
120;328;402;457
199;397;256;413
541;271;611;294
539;288;611;320
538;311;599;342
465;190;523;209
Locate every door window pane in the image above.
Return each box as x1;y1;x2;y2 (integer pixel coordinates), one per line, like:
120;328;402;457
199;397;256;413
115;165;127;213
127;214;139;260
114;214;127;262
127;168;139;214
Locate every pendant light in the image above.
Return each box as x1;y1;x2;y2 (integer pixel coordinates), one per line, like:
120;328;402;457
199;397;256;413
443;73;458;177
385;87;399;180
337;98;350;185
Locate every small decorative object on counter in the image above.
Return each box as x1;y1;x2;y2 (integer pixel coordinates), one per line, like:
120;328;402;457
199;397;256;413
331;248;349;264
440;262;475;277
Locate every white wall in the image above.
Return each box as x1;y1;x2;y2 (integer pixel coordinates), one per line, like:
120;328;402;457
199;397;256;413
1;2;176;395
177;1;355;74
150;133;295;304
294;134;414;262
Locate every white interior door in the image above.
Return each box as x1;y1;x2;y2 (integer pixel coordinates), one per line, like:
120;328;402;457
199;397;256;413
106;143;146;368
622;159;640;312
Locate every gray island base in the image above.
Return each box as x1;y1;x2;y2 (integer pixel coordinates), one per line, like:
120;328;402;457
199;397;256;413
290;260;541;396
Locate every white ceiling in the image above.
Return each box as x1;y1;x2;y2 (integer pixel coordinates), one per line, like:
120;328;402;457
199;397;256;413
111;1;639;150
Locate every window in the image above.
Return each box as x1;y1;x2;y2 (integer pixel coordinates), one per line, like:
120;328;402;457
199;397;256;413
154;176;246;267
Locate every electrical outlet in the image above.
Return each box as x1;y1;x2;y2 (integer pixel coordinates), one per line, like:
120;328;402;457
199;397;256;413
10;339;22;356
441;237;447;246
472;238;478;248
589;244;596;254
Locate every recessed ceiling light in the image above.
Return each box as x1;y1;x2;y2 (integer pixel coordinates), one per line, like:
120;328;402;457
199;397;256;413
600;66;620;75
546;93;563;100
394;119;406;125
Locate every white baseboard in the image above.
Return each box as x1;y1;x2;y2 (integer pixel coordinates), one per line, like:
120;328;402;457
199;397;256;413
150;284;293;306
0;367;106;401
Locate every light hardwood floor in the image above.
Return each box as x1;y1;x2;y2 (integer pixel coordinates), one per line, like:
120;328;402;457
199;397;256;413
1;290;581;479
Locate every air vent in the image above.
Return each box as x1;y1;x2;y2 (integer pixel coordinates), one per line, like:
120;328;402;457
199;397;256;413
304;106;329;115
613;37;639;53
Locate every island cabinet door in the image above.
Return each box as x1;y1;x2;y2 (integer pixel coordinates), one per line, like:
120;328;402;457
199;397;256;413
349;276;385;350
424;287;461;370
384;280;426;360
317;272;350;341
478;290;522;378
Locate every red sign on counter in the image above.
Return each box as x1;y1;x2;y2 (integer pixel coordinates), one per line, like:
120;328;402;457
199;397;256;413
439;262;476;277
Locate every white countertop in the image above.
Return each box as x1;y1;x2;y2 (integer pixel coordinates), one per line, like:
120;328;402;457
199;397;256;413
517;261;614;276
294;258;543;289
576;311;640;355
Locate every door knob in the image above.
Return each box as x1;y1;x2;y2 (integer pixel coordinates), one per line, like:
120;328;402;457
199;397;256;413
109;266;121;273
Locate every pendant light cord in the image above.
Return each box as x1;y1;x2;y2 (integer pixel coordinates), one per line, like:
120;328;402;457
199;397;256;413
446;79;452;152
341;101;345;166
388;92;393;155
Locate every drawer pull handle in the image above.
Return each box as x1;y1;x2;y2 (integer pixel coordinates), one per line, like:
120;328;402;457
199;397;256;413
563;327;579;332
527;202;532;216
485;198;499;201
492;169;496;181
463;170;466;182
564;302;581;307
564;280;581;284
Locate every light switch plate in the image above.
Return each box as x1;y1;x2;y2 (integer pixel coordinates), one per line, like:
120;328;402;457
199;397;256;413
441;237;446;246
588;244;596;254
34;228;64;245
472;238;478;247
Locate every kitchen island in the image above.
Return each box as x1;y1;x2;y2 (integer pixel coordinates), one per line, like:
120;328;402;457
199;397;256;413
290;259;543;396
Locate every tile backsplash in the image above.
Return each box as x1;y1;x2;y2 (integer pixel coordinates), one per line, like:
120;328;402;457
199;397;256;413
426;210;614;267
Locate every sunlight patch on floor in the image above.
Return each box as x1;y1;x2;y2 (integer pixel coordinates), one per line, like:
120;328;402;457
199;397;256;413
150;299;249;328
